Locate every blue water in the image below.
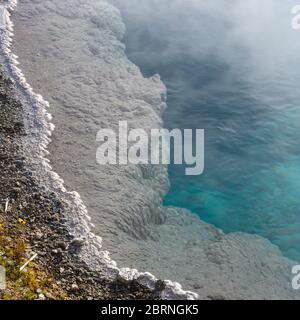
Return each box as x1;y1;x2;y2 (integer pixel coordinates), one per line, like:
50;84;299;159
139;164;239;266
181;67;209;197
112;0;300;262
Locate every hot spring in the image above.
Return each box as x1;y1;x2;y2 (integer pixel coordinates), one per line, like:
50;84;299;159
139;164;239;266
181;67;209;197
10;0;300;298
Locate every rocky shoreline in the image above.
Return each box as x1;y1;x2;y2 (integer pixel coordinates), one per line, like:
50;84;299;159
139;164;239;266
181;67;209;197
0;71;163;300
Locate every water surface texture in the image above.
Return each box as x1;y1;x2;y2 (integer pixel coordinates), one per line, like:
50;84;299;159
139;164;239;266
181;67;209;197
112;0;300;261
11;0;300;298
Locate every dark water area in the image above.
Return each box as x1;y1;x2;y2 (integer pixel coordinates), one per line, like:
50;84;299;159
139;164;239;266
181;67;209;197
113;0;300;261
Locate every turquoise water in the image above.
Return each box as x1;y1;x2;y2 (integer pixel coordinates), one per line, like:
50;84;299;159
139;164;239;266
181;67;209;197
163;68;300;261
112;0;300;262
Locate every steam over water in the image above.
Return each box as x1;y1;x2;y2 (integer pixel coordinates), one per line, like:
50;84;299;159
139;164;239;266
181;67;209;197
111;0;300;261
11;0;300;298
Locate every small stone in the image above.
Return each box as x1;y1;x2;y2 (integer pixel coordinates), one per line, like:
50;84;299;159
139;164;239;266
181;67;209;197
51;248;62;255
38;293;46;300
57;241;67;251
36;231;43;240
71;283;79;290
12;187;22;194
70;238;85;248
45;292;53;299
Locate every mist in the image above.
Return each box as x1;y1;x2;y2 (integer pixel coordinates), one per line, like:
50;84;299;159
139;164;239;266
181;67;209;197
111;0;300;80
110;0;300;262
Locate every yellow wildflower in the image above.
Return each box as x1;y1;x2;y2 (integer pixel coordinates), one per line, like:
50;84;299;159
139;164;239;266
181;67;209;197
18;218;26;225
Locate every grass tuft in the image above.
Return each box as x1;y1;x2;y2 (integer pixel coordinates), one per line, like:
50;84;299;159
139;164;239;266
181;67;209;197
0;218;68;300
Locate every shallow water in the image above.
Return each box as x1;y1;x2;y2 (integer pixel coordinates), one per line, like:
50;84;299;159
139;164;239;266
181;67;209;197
112;0;300;262
10;0;300;298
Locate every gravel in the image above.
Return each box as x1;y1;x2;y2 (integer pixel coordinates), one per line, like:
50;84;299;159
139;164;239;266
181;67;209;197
0;71;162;300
